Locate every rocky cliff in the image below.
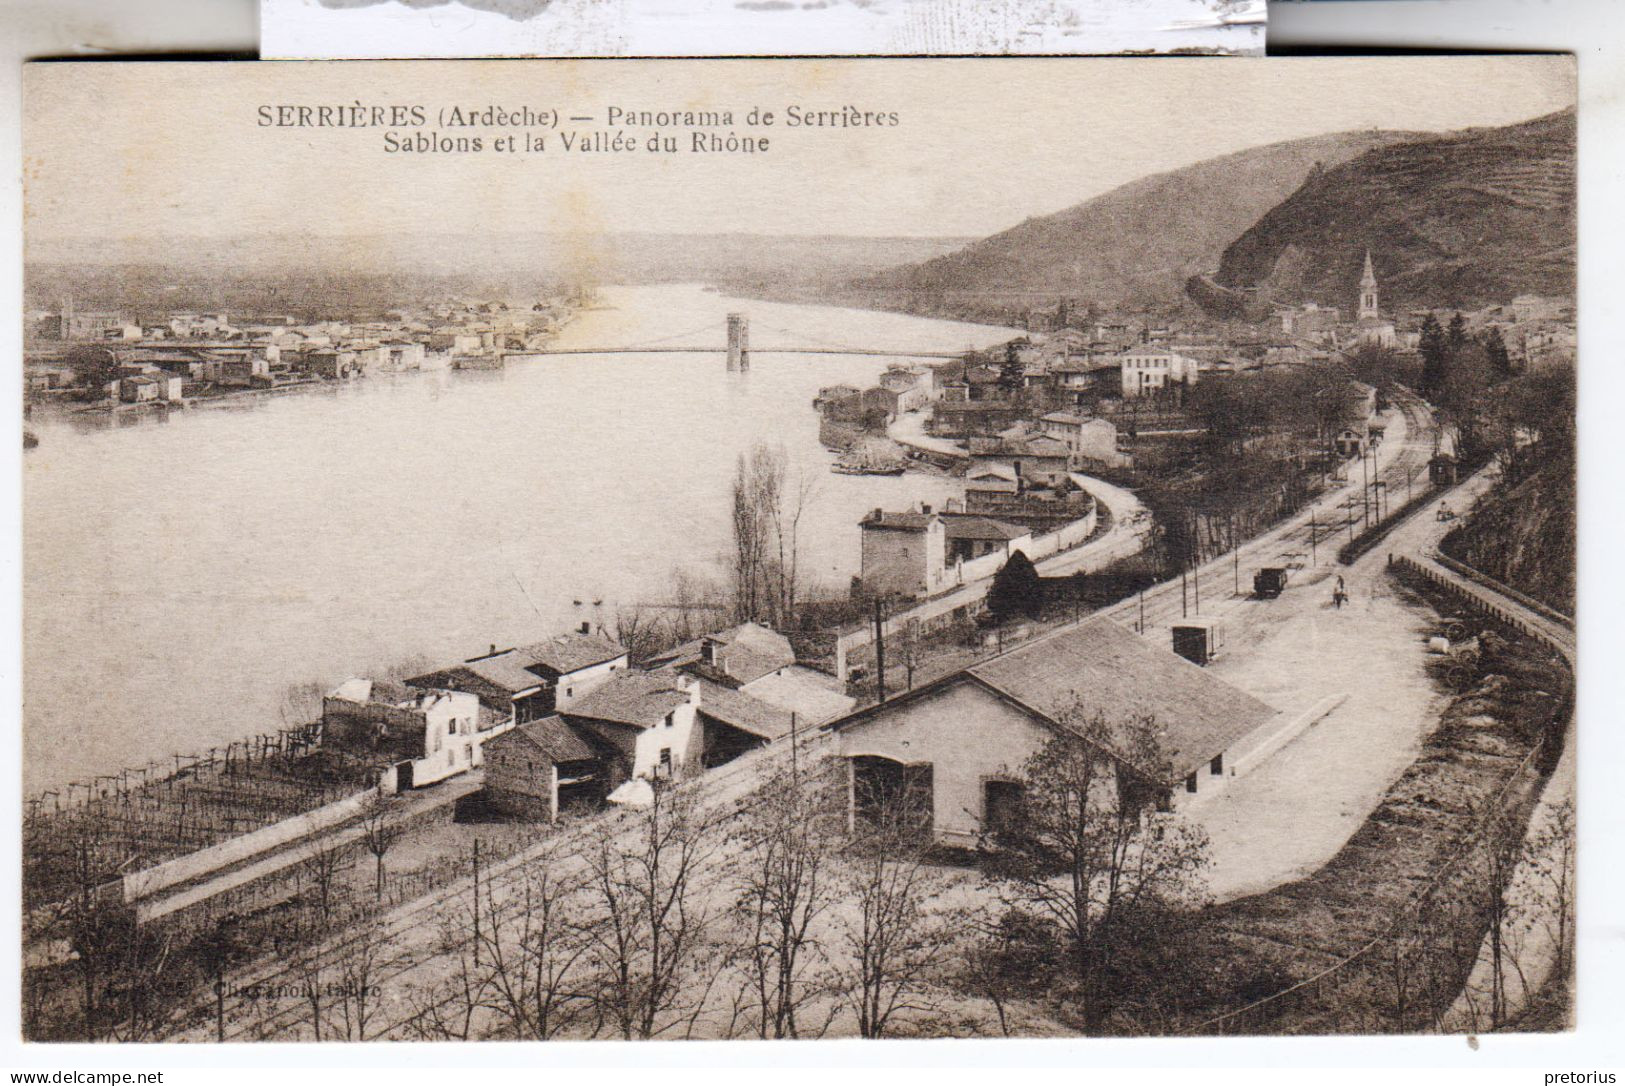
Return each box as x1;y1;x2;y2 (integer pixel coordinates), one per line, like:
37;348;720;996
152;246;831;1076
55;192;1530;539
1206;109;1575;314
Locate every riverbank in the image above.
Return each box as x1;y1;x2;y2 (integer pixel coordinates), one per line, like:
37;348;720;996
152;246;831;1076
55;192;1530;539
24;283;1017;796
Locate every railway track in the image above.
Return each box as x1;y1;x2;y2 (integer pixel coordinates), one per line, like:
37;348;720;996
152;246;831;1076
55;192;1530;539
169;393;1445;1042
164;727;831;1042
1099;387;1439;639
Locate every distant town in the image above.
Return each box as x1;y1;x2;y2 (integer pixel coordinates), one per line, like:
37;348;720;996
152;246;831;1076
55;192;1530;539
21;288;586;428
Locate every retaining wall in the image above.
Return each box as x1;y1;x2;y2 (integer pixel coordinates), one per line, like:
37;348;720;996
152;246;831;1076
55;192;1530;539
124;788;375;903
834;500;1100;676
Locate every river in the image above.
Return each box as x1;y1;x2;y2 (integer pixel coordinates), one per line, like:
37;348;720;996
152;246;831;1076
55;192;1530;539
23;284;1016;794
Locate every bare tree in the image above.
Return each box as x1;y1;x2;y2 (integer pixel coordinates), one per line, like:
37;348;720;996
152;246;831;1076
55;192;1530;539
726;764;843;1038
731;444;782;624
479;860;592;1039
898;618;924;690
56;820;121;1037
196;914;246;1043
296;835;353;933
832;786;945;1039
1524;799;1576;978
402;912;494;1041
613;605;672;666
978;711;1211;1033
767;462;818;629
291;933;330;1042
578;782;725;1038
330;918;392;1041
1481;805;1522;1028
104;922;177;1043
730;441;817;627
359;793;403;902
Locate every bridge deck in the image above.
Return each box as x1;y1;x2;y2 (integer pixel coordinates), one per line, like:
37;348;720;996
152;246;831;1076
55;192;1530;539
510;346;962;359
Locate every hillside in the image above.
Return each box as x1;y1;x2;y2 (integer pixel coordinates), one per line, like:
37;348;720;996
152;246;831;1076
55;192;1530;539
25;231;970;305
1442;468;1575;617
1207;109;1575;313
845;129;1425;314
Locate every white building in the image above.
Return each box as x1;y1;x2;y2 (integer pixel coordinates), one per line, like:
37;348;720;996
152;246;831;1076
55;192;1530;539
1118;346;1201;397
322;678;494;792
1039;412;1120;464
563;671;703;784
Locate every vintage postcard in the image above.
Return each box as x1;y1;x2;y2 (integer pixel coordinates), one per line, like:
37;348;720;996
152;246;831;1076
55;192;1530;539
20;56;1574;1043
260;0;1266;59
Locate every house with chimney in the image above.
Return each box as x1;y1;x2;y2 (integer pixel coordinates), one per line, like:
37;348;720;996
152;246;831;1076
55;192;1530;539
321;678;489;792
406;629;629;727
645;621;855;765
860;506;949;598
825;617;1279;845
561;670;704;786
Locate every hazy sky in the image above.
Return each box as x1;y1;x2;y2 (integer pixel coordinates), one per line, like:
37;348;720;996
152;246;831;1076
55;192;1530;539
24;56;1573;243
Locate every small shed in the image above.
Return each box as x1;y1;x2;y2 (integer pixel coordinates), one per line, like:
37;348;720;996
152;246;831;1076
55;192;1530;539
1171;617;1224;667
482;715;605;821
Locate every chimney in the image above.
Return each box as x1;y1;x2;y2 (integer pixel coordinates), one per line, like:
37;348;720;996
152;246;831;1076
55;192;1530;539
490;644;497;656
873;507;883;521
578;621;591;635
920;503;932;515
678;672;702;708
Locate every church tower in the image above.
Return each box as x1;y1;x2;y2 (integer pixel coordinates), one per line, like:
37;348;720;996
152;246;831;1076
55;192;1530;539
1358;250;1380;322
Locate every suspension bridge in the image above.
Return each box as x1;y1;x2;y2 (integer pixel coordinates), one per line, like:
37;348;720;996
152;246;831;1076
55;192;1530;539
509;313;967;371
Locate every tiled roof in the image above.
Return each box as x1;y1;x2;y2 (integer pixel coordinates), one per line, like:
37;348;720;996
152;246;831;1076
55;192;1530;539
564;672;691;730
645;622;796;685
697;644;791;688
405;663;538;705
494;714;600;764
861;511;936;531
1007;436;1072;459
695;680;794;742
463;652;551;693
831;617;1276;784
517;631;627;677
743;667;855;727
967;618;1276;782
942;515;1029;542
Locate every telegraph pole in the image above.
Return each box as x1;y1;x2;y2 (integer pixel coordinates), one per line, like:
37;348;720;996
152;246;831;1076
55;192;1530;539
1310;511;1318;565
873;598;886;702
790;711;799;784
1231;512;1239;596
1361;446;1372;524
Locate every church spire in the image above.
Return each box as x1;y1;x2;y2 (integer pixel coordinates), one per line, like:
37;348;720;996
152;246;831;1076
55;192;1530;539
1358;250;1380;321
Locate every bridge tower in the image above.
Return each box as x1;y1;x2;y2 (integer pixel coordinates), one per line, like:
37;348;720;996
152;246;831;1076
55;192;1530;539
726;313;750;372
